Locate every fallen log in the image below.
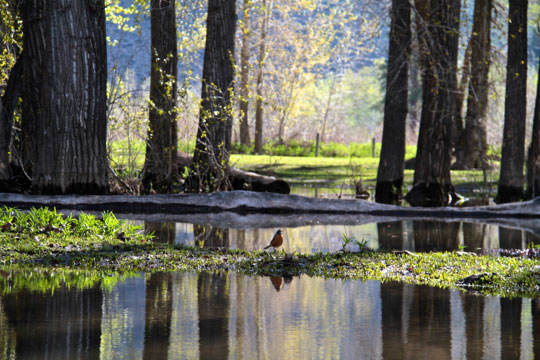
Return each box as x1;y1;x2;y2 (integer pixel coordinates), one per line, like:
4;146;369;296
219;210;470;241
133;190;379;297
178;153;290;194
1;190;540;218
3;191;540;235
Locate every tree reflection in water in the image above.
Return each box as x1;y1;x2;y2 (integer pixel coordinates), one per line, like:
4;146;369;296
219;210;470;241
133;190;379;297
145;222;176;245
0;270;538;358
194;224;230;249
148;219;535;254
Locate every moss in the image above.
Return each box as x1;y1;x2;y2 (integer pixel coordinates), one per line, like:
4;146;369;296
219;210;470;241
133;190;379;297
0;235;539;298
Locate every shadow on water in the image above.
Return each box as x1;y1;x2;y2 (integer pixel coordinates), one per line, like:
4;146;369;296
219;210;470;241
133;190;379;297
145;219;537;254
0;270;540;359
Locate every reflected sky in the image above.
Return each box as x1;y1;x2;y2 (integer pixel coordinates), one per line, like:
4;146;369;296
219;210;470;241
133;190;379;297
153;220;535;254
0;271;538;359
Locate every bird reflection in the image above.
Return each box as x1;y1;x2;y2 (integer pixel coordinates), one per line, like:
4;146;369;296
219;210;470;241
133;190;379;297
269;276;293;291
270;276;283;291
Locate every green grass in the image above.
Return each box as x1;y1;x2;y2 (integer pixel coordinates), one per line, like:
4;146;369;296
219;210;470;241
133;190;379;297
232;140;419;159
109;139;500;198
230;154;499;197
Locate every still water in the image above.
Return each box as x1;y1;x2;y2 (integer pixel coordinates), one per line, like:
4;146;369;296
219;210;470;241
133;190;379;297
147;220;537;254
0;270;538;359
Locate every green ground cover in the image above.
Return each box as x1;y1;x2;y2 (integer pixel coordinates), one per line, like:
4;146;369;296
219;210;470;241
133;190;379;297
0;207;537;298
230;154;499;198
109;139;500;198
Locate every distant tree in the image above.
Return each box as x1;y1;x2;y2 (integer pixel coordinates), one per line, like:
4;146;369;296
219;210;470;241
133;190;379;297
453;0;492;170
189;0;237;192
238;0;252;147
496;0;528;203
375;0;411;204
526;49;540;199
254;0;272;154
405;0;460;207
141;0;178;193
21;0;108;194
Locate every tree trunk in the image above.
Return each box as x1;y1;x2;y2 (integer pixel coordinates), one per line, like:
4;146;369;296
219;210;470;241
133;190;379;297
22;0;108;194
406;0;460;207
189;0;237;192
320;74;338;143
142;0;178;193
238;0;251;146
375;0;411;204
0;55;22;187
496;0;528;203
526;53;540;199
254;0;271;155
453;37;472;146
454;0;492;170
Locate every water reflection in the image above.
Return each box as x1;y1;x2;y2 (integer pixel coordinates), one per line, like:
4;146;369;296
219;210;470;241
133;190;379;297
0;271;539;359
3;283;103;359
162;220;530;254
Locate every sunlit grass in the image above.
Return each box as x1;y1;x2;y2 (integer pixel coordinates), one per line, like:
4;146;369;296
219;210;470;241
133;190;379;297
108;139;501;198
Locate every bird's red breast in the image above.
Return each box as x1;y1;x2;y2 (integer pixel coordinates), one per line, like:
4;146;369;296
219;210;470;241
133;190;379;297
271;232;283;247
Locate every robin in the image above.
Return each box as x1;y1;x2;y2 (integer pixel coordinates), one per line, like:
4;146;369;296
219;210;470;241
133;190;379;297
264;229;284;251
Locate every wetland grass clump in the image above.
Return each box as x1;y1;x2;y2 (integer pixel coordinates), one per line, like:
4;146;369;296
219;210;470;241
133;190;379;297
0;206;151;248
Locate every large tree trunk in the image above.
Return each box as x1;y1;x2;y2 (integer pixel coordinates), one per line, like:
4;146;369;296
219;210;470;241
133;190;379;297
22;0;108;194
238;0;251;146
375;0;411;204
526;53;540;199
142;0;178;193
406;0;460;207
0;55;22;187
254;0;271;155
496;0;528;203
189;0;237;192
454;0;492;170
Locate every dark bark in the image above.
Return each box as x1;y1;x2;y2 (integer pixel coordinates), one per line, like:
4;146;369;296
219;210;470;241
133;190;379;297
189;0;237;192
406;0;460;207
142;0;178;193
375;0;411;204
22;0;108;194
254;0;271;155
238;0;251;146
496;0;528;203
454;0;492;170
0;55;22;185
526;53;540;199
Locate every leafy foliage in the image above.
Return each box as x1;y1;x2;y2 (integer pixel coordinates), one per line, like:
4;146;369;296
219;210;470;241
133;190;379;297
0;206;151;242
0;0;21;93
